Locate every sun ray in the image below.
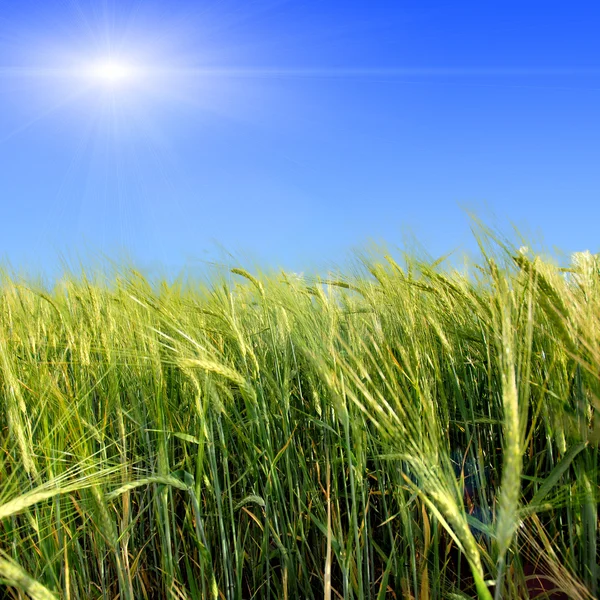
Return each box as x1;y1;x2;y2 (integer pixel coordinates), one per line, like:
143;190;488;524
0;86;92;145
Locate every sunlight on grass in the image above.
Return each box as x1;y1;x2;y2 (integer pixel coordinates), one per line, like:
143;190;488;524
0;223;597;599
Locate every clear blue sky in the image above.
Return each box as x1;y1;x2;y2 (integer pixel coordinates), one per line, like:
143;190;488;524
1;1;599;276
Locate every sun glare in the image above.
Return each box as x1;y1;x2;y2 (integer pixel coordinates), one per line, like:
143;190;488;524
89;61;135;86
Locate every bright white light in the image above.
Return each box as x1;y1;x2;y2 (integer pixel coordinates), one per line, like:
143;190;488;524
88;61;135;86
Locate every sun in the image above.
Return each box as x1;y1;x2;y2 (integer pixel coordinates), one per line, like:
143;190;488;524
88;60;136;86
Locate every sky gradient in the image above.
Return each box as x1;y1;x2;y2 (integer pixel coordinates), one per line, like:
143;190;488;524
1;1;599;276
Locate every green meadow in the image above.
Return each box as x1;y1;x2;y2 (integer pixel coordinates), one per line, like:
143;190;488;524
0;228;598;599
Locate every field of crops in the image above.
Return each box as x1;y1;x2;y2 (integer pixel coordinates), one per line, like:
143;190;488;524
0;230;598;599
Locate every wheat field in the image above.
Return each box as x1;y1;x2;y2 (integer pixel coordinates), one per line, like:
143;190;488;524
0;229;598;599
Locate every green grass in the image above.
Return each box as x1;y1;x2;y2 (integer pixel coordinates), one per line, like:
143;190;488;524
0;228;598;599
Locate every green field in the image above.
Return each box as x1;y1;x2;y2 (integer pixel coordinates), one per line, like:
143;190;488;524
0;230;598;599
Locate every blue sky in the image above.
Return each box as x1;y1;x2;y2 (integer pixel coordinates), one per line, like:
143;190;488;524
1;1;599;276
